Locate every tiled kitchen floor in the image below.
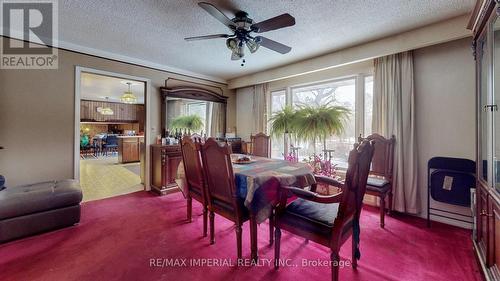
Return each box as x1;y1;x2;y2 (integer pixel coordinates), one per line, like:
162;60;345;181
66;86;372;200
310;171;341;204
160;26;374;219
79;156;143;202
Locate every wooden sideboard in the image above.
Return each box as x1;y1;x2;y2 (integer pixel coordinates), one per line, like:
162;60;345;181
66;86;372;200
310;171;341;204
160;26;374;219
150;144;182;195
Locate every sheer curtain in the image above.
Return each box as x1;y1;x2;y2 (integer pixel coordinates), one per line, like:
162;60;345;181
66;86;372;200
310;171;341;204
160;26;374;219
372;51;418;214
252;83;269;134
210;103;224;137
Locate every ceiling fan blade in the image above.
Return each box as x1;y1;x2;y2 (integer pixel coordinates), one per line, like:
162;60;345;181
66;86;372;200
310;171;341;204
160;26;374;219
251;14;295;33
255;36;291;54
198;2;236;30
185;34;230;41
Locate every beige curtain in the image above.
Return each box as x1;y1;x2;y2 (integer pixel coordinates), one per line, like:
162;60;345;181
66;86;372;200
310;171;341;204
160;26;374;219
210;102;225;137
252;83;269;134
372;51;418;214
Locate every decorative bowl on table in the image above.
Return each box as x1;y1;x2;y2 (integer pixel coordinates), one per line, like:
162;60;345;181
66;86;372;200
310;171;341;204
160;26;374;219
231;155;255;164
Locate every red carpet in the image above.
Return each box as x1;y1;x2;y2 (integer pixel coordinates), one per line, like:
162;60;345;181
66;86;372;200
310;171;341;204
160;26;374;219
0;191;481;281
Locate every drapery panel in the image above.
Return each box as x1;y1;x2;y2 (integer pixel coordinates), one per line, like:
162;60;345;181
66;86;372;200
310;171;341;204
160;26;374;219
252;83;269;134
210;102;225;137
372;51;418;214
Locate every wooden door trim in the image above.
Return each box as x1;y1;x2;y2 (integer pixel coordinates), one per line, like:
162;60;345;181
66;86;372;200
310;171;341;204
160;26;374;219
74;66;152;190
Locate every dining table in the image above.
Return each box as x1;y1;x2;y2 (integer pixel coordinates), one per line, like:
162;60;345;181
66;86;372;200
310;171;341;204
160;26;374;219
231;154;316;261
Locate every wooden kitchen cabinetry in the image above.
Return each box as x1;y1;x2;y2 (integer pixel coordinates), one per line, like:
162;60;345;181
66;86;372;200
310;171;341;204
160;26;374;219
470;1;500;279
80;100;145;123
117;136;142;163
150;144;182;195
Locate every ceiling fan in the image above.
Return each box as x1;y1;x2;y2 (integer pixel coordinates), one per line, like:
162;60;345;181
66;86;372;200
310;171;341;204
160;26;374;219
185;2;295;61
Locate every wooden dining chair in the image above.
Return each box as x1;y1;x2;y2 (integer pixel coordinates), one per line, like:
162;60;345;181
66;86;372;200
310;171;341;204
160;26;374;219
274;140;374;281
180;135;208;237
199;138;250;259
358;133;395;228
189;133;202;140
250;133;271;158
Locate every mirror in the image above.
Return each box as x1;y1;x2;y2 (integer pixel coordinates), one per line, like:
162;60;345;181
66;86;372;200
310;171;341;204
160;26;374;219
166;97;219;137
160;86;227;139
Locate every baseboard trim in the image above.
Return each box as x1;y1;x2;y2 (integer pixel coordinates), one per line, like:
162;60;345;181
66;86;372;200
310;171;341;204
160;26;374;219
473;239;492;281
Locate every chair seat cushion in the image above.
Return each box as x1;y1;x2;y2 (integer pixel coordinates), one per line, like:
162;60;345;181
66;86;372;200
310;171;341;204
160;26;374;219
367;177;390;188
286;198;339;227
0;180;82;220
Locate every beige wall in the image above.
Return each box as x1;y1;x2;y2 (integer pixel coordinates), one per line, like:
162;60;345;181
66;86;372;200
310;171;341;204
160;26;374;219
235;86;254;141
0;37;235;187
414;37;475;228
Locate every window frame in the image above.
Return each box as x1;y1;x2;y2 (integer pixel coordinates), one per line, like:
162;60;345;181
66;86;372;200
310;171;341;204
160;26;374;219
267;88;288;159
267;73;374;161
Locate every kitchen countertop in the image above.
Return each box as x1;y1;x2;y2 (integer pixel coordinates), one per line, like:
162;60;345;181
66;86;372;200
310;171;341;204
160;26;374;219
117;135;144;139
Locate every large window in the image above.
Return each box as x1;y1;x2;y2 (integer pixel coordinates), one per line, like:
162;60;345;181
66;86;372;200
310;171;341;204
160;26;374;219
269;90;286;158
268;74;373;166
292;79;356;166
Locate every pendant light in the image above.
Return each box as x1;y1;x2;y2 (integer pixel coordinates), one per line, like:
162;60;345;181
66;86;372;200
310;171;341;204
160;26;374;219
121;82;137;104
97;97;114;115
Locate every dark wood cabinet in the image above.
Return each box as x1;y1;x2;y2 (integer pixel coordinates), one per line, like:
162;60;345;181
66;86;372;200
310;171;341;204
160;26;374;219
478;184;488;255
150;144;182;195
477;185;500;279
492;200;500;271
471;1;500;279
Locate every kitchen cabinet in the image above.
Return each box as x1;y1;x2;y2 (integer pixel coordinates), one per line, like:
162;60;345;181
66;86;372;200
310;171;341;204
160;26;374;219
118;136;142;163
80;100;145;123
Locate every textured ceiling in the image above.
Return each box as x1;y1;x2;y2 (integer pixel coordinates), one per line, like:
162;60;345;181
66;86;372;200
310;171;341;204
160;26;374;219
59;0;475;81
81;73;145;104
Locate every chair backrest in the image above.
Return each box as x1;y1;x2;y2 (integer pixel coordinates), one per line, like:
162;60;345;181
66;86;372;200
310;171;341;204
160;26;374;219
190;133;202;140
200;138;243;220
251;133;270;158
105;135;118;146
180;136;205;198
358;133;395;179
335;140;375;225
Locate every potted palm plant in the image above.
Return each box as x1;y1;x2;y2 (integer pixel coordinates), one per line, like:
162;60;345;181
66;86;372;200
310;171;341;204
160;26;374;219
170;115;204;134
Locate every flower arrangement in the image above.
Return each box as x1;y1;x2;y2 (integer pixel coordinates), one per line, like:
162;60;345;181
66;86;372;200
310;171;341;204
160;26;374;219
284;152;298;163
303;153;338;178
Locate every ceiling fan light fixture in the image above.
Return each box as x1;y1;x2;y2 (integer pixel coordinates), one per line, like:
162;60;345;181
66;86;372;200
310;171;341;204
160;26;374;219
227;38;244;60
231;46;244;60
226;38;238;50
246;39;259;53
189;3;295;61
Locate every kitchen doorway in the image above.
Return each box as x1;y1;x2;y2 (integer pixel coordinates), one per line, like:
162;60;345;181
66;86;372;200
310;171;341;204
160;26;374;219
74;67;151;201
